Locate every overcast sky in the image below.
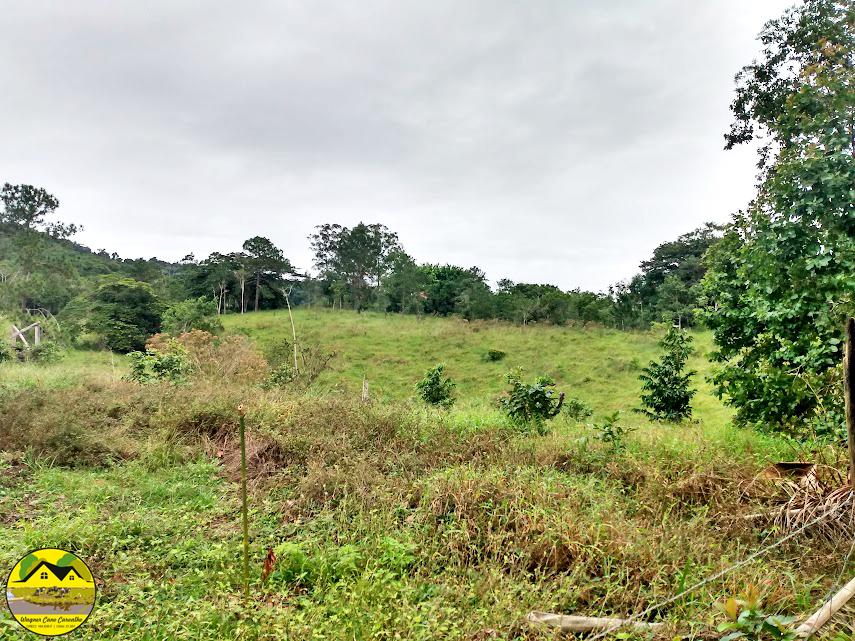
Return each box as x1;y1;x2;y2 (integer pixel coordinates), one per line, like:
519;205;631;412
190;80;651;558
0;1;793;290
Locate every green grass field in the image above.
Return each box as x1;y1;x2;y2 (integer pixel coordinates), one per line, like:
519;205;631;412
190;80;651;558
0;309;851;640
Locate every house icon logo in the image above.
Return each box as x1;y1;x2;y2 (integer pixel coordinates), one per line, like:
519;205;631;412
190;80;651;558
5;548;96;636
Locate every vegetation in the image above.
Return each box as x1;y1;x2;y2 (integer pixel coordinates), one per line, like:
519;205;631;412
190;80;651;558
703;0;855;438
637;326;697;422
1;310;851;639
1;1;854;638
415;363;456;408
499;368;565;432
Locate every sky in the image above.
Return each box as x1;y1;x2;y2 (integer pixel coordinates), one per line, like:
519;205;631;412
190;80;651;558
0;1;794;291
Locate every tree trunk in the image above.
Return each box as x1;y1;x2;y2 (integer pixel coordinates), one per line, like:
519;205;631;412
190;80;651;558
845;318;855;486
240;279;246;314
254;272;261;312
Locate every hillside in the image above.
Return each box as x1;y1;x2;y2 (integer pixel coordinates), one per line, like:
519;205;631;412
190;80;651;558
1;311;851;639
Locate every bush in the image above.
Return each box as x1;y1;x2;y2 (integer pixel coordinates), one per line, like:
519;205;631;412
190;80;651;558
563;396;593;421
262;340;336;390
416;364;456;408
162;297;223;335
482;349;506;362
126;340;193;384
592;411;634;452
637;326;696;421
87;276;163;352
28;341;65;364
146;330;268;384
0;339;14;362
499;368;564;433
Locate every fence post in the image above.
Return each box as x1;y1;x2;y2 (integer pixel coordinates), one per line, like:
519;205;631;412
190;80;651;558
845;318;855;486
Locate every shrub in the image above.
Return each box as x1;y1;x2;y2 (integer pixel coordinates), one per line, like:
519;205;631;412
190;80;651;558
27;341;65;364
87;276;163;352
592;411;634;452
416;364;456;408
263;340;336;390
0;339;14;363
563;396;593;421
127;341;193;384
482;349;506;362
499;368;564;432
637;326;696;421
162;297;223;335
146;330;268;384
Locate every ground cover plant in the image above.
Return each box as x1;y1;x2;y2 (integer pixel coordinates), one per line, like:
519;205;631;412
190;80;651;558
1;309;853;640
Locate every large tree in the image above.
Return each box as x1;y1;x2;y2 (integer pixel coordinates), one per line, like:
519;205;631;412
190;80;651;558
241;236;293;312
309;223;400;311
1;183;79;238
703;0;855;437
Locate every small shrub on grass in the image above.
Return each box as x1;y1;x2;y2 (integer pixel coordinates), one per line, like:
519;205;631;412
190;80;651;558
27;342;66;364
0;339;14;362
563;396;593;421
637;326;696;421
499;368;564;433
126;341;193;384
416;364;456;408
482;349;506;362
263;339;336;390
717;585;797;641
592;411;634;452
162;296;223;335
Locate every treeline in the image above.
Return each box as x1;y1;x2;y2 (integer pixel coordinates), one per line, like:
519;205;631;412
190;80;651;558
0;181;722;341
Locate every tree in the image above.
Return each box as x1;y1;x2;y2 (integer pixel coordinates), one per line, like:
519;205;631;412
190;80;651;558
703;0;855;436
309;223;400;311
0;183;79;238
383;250;428;314
162;296;223;335
242;237;292;312
637;327;696;421
629;223;723;327
87;276;163;352
1;183;59;228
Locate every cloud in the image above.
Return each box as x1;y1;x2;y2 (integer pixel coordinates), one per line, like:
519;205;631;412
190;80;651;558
0;0;793;289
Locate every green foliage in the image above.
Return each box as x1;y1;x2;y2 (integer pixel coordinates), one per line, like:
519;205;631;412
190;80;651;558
703;0;855;437
482;348;506;362
415;363;456;408
637;327;696;421
592;411;634;452
499;368;564;432
162;296;222;335
0;338;13;362
310;222;401;311
88;276;163;352
126;342;193;384
717;586;797;641
27;341;65;364
563;396;593;421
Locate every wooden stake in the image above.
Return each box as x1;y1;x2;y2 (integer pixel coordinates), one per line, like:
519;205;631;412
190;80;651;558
237;404;249;600
795;576;855;638
846;318;855;487
526;612;663;634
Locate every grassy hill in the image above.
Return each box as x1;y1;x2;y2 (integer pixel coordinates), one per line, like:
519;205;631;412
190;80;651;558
0;309;851;639
225;308;731;420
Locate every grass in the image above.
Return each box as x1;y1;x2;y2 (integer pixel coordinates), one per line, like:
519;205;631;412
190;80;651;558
0;308;852;640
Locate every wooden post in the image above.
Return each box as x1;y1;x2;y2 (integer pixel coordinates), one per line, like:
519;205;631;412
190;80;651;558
846;318;855;487
33;322;41;346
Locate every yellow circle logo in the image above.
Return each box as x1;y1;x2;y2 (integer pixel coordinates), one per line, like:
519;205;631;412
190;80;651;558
5;548;96;636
